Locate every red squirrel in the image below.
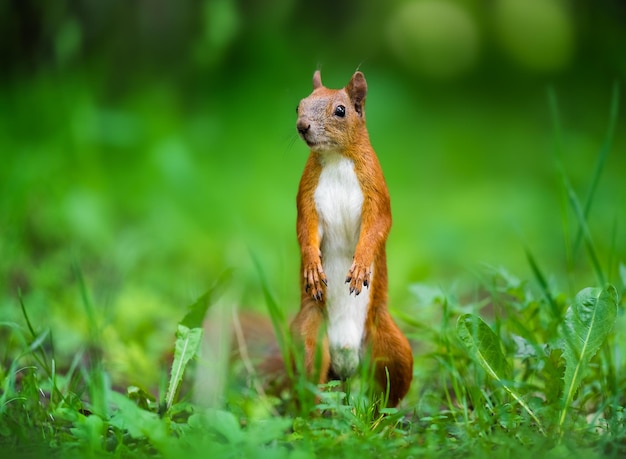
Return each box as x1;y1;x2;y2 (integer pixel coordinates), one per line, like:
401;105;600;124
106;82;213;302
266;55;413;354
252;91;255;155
290;70;413;407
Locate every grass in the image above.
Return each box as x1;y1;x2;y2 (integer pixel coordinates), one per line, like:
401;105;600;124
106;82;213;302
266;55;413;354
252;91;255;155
1;74;625;457
2;260;624;458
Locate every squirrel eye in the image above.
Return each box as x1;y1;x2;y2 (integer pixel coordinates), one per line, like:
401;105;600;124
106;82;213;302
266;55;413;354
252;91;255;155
334;105;346;117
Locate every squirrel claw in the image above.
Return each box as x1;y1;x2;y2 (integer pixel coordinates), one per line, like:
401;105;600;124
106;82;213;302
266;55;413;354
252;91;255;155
303;257;326;302
307;284;324;302
346;261;370;296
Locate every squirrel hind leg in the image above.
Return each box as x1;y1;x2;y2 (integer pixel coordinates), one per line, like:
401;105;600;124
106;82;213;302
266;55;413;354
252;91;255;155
290;301;331;385
369;316;414;407
375;358;412;407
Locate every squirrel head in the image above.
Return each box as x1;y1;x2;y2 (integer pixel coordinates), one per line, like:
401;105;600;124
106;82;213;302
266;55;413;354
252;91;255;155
296;70;368;154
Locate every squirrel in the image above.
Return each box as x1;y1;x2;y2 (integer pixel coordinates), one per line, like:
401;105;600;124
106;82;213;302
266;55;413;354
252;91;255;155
290;70;413;407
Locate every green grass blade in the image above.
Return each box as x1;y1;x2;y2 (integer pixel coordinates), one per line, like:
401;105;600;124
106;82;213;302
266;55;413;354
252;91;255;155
457;314;545;435
547;88;574;283
547;87;564;163
565;183;607;286
18;289;38;340
524;246;560;320
17;293;69;407
18;292;52;376
250;251;293;380
558;285;618;434
548;85;616;287
573;82;620;254
72;261;99;345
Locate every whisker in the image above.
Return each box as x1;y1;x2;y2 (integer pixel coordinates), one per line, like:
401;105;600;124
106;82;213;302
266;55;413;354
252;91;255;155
282;132;301;158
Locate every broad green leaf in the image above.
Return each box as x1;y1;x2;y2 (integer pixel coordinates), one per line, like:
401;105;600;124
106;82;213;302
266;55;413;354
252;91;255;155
180;269;232;329
165;274;231;411
543;347;565;404
457;314;511;381
109;391;169;449
69;412;106;453
558;285;618;431
206;408;243;444
457;314;545;435
165;324;204;410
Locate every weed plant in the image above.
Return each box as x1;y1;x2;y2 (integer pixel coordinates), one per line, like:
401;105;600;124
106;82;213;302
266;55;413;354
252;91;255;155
1;91;624;458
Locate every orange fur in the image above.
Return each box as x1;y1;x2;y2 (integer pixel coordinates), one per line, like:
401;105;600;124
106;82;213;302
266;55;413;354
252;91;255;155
291;70;413;406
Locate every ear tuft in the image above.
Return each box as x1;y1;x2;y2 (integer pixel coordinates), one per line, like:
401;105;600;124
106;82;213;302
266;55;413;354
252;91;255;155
313;70;323;89
346;71;367;116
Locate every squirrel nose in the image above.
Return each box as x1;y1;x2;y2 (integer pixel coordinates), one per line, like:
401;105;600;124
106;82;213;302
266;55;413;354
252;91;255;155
297;120;310;136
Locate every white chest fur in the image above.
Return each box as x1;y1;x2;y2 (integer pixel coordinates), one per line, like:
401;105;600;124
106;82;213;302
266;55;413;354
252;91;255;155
314;153;371;379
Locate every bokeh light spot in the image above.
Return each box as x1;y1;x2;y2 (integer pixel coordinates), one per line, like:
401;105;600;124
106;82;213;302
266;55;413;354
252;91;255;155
493;0;575;72
387;0;480;79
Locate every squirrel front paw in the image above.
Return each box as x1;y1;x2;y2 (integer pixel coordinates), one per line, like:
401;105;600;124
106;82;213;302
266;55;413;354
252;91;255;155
345;260;371;296
303;248;327;301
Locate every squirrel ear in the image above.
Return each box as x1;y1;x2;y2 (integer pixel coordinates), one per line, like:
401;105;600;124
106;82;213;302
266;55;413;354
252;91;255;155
346;71;367;116
313;70;323;89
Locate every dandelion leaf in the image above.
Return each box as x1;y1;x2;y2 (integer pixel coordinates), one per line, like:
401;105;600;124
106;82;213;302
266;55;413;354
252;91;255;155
560;285;618;413
457;314;546;434
457;314;511;382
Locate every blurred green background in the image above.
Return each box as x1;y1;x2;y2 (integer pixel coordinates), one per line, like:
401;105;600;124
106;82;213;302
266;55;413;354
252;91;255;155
1;0;624;389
